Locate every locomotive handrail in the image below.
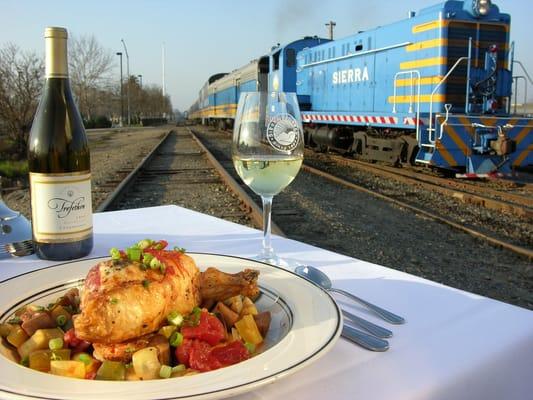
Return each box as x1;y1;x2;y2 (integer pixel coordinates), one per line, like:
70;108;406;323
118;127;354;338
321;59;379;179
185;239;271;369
513;60;533;85
427;56;470;145
392;70;421;141
512;76;528;115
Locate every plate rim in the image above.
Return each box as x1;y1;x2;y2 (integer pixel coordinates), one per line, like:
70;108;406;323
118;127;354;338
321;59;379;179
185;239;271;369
0;253;342;400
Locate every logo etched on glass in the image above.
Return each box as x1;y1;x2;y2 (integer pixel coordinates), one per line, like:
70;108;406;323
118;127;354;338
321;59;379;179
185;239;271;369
266;114;300;152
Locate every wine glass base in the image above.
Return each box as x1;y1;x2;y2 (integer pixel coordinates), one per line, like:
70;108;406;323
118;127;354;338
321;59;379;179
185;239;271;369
253;252;291;268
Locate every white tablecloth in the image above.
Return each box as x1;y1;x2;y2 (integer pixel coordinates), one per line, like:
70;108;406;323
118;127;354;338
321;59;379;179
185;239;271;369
1;205;532;400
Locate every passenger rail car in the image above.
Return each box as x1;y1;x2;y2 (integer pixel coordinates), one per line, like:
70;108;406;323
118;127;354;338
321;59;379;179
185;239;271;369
190;0;532;176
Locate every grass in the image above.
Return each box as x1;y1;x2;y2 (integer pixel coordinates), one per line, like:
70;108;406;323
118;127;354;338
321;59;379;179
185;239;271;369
0;160;28;178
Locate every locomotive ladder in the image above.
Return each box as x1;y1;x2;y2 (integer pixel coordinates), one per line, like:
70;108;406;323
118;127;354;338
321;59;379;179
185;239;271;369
417;38;473;165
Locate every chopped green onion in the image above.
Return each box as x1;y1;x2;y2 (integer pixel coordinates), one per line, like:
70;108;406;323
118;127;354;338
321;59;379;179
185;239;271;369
191;306;201;324
173;246;186;253
171;364;186;373
150;257;162;270
109;247;121;260
137;239;154;250
167;311;183;327
7;316;21;324
49;337;63;351
143;253;154;266
169;331;183;347
244;342;256;354
32;305;46;312
20;356;29;366
153;241;165;250
78;353;92;365
159;365;172;379
109;298;119;305
126;247;142;261
142;280;150;289
56;314;67;326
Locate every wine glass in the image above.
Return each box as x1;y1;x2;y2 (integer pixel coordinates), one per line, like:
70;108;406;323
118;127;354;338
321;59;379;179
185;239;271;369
232;91;304;265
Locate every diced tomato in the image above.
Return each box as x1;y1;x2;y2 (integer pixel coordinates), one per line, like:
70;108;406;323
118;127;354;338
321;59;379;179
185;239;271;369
189;340;221;372
210;341;249;367
64;328;82;347
182;311;225;346
64;328;91;352
175;338;194;366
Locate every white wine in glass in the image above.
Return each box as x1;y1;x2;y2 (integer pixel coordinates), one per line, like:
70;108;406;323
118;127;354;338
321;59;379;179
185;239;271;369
232;92;304;265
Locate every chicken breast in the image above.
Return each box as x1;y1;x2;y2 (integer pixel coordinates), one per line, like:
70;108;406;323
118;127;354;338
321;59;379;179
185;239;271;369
74;251;259;344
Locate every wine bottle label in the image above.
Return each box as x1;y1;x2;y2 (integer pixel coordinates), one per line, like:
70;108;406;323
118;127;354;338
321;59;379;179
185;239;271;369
30;171;92;243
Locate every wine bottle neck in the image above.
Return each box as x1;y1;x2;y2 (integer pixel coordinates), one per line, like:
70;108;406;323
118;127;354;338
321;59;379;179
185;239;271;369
45;27;68;78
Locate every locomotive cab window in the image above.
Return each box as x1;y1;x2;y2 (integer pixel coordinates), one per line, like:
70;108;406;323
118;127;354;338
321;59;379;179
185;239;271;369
355;44;363;51
273;50;280;71
286;48;296;67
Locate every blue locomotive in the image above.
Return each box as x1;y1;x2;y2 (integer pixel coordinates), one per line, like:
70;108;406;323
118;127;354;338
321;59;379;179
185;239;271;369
189;0;532;176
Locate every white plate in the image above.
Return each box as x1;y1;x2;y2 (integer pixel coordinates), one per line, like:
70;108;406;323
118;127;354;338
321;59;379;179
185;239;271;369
0;253;342;400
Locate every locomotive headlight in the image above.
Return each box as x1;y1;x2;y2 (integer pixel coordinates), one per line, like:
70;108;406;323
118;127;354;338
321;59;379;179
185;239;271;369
473;0;491;16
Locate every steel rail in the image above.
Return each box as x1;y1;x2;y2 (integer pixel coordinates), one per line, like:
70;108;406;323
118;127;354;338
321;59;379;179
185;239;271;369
96;130;173;212
189;128;285;237
301;163;533;260
316;154;532;218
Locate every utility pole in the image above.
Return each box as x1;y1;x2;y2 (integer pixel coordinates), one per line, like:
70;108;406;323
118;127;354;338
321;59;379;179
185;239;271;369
116;52;123;126
121;39;131;126
325;21;336;40
162;42;166;118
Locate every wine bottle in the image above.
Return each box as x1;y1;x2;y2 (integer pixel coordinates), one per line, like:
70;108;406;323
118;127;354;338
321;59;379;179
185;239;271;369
27;27;93;260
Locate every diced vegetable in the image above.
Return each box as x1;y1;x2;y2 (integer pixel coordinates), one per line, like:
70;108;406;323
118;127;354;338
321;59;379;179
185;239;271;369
231;327;241;341
244;342;256;354
148;334;171;365
159;365;172;379
214;302;239;327
126;246;141;261
50;360;85;379
21;312;56;337
181;311;225;346
109;247;121;260
125;364;140;381
172;364;186;373
72;352;101;379
0;323;14;338
137;239;153;250
224;295;243;314
7;325;29;348
210;341;250;366
166;311;183;327
132;347;161;380
158;325;176;339
18;328;64;359
253;311;272;337
241;296;258;316
234;315;263;345
169;331;183;347
96;360;126;381
50;305;71;327
29;349;71;372
48;337;64;351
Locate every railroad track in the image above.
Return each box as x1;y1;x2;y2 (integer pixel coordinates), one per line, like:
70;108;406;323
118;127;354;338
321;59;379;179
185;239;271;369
97;128;284;236
312;154;533;219
193;125;532;260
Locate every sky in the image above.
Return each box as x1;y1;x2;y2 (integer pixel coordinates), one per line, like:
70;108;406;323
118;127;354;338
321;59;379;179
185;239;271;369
1;0;532;111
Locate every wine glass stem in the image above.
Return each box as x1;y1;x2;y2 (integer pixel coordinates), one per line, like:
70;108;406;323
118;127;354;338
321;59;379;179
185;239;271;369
261;195;274;259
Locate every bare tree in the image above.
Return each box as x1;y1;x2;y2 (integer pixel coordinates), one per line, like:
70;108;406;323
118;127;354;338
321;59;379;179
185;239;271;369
69;35;114;120
0;43;44;157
